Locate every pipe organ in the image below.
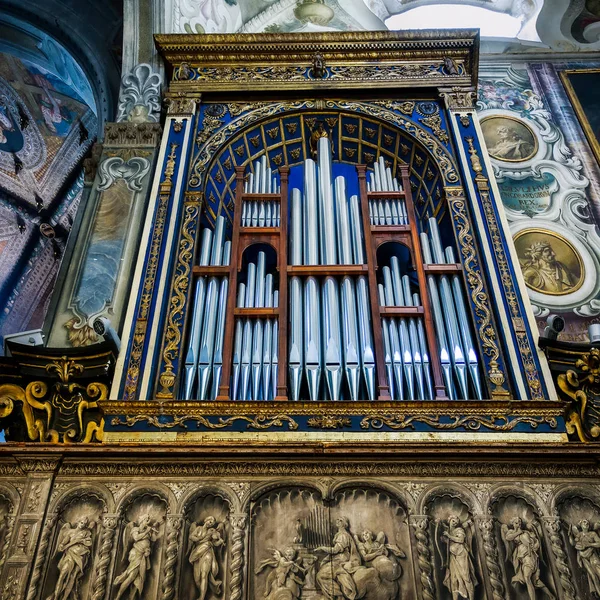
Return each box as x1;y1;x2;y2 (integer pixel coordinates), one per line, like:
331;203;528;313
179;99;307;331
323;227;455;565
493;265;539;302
180;125;483;402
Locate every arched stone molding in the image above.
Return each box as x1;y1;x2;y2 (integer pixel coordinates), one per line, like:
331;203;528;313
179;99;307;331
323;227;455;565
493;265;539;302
329;479;415;515
487;483;552;517
418;482;481;516
178;482;239;514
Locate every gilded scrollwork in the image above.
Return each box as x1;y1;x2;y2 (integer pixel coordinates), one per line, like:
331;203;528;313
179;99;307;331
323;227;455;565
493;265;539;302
557;347;600;442
110;414;299;430
445;186;510;399
0;353;107;444
360;414;556;431
156;199;200;399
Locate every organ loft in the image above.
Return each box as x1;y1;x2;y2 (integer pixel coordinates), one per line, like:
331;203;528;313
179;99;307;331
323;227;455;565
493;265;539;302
2;1;600;597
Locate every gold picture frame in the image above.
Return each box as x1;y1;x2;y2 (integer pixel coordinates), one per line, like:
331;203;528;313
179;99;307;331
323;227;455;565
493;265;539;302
560;68;600;168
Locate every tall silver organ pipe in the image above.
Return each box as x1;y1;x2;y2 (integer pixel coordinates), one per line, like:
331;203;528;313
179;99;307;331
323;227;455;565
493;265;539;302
182;215;230;399
288;138;375;400
420;217;482;400
271;291;279;400
231;283;245;400
289;188;304;401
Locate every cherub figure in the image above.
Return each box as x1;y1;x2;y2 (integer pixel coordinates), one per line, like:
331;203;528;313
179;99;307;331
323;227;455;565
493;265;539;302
113;513;161;600
436;516;477;600
354;529;406;565
569;519;600;595
47;516;95;600
501;516;555;600
255;547;306;600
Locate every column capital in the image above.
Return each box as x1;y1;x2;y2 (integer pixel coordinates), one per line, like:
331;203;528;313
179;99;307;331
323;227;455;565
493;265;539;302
438;86;476;110
165;92;202;117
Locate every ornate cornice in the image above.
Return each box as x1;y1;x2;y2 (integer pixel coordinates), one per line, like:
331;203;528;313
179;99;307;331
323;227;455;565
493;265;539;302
155;31;479;92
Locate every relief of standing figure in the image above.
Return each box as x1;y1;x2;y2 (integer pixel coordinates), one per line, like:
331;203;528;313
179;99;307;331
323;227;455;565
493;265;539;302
501;517;555;600
569;519;600;596
113;513;161;600
47;516;95;600
436;517;477;600
188;516;226;600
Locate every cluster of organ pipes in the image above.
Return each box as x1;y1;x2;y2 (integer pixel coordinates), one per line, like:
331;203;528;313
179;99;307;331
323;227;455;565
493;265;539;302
183;215;230;399
367;158;408;225
181;137;484;402
288;137;376;401
242;156;281;227
378;259;433;401
231;251;279;400
420;218;483;400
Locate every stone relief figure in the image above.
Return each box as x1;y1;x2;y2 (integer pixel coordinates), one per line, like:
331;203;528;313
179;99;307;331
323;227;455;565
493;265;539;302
435;517;477;600
47;516;95;600
569;519;600;595
188;515;226;600
314;517;405;600
113;513;162;600
501;517;555;600
256;547;307;600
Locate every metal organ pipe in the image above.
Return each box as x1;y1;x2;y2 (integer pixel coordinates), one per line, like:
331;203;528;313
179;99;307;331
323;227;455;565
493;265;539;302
182;215;231;400
289;188;304;401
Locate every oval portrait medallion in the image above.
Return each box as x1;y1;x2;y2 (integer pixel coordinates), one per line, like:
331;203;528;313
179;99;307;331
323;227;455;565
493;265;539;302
480;115;538;162
513;229;584;296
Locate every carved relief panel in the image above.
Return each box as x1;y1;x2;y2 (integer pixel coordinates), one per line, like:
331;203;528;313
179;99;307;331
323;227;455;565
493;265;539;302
250;485;415;600
39;493;104;600
557;493;600;599
491;494;557;600
424;491;484;600
111;491;167;600
180;492;230;600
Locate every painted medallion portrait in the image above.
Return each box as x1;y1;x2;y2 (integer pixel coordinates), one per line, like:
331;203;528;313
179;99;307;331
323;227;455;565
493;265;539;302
480;115;538;162
514;229;584;296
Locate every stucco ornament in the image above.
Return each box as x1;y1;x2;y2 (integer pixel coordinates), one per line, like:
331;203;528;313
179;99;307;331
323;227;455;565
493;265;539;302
478;74;600;318
117;64;163;123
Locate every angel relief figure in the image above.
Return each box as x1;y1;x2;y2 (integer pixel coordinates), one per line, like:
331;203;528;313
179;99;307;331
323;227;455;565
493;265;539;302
435;517;477;600
501;516;555;600
188;516;225;600
256;547;307;600
113;513;162;600
47;516;95;600
569;519;600;596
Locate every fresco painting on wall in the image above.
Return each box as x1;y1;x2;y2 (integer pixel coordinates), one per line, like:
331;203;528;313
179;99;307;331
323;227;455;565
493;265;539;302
478;67;600;342
481;115;538;162
514;229;584;296
560;69;600;170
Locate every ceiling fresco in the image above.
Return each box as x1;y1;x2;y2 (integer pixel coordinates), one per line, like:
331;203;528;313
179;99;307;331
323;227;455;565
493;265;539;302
163;0;600;51
0;15;98;350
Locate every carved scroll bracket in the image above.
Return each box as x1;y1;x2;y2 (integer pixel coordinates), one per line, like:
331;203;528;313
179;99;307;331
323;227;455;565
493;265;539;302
438;86;476;111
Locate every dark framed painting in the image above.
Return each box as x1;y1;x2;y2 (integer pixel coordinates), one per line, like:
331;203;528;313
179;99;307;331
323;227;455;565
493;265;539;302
561;69;600;168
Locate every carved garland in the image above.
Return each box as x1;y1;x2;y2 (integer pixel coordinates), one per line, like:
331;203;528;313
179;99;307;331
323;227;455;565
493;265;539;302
445;187;509;398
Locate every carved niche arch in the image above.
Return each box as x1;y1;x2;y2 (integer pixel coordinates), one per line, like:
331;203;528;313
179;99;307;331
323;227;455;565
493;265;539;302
179;488;232;600
35;489;106;600
489;491;558;600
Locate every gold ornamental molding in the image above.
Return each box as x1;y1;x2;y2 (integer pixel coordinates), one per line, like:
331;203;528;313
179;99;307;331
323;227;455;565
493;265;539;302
154;30;479;92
